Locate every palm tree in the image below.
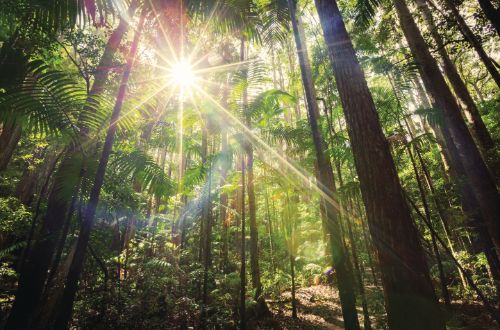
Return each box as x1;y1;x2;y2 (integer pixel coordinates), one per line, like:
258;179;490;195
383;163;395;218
313;0;444;328
5;2;139;328
53;7;148;328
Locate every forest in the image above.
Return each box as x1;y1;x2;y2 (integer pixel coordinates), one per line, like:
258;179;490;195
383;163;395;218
0;0;499;329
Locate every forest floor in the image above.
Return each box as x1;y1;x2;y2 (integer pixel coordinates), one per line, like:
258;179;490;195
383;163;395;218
268;285;347;329
251;285;361;329
251;284;498;330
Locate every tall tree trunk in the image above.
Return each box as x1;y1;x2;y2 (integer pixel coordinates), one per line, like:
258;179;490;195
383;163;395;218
394;0;500;258
314;0;444;329
287;1;360;328
476;0;500;37
5;3;138;328
53;10;146;328
439;0;500;87
416;0;494;150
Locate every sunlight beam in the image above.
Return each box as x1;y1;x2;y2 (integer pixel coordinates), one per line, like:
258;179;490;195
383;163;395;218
192;85;345;216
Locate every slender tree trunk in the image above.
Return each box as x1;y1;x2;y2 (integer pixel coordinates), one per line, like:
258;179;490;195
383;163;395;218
405;136;451;305
394;0;500;258
411;122;470;292
220;132;230;272
53;10;146;328
389;73;454;303
15;147;47;205
246;143;265;308
264;187;276;272
0;120;21;171
239;155;246;330
290;254;298;319
287;1;360;328
346;198;372;330
314;0;444;328
5;4;138;328
438;0;500;87
201;158;213;328
416;0;494;150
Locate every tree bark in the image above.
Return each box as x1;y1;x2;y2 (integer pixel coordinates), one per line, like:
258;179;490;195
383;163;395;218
346;198;372;330
314;0;444;328
0;120;21;171
439;0;500;87
239;155;246;330
394;0;500;259
288;1;360;328
477;0;500;37
416;0;494;150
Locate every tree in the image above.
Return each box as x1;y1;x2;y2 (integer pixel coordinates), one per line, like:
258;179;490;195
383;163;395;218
287;1;360;328
5;2;138;328
415;0;494;151
314;0;444;328
53;7;147;328
392;0;500;260
440;0;500;87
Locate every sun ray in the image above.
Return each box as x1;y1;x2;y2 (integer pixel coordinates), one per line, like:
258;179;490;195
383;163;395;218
192;85;345;215
193;59;256;75
186;1;221;65
147;0;179;63
109;81;173;131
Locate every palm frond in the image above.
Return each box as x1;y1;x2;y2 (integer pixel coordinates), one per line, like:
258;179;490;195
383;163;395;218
0;60;86;139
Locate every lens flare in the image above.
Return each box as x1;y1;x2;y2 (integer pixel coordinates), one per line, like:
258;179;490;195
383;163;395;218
169;60;196;88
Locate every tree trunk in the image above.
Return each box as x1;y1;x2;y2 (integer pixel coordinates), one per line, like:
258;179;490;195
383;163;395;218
477;0;500;37
290;254;298;319
200;124;214;327
15;146;47;205
394;0;500;258
239;155;246;330
406;136;451;305
416;0;494;150
346;198;372;330
439;0;500;87
53;10;146;328
220;131;230;272
314;0;444;329
5;3;138;328
287;1;360;328
264;187;276;272
0;120;21;171
247;143;266;311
